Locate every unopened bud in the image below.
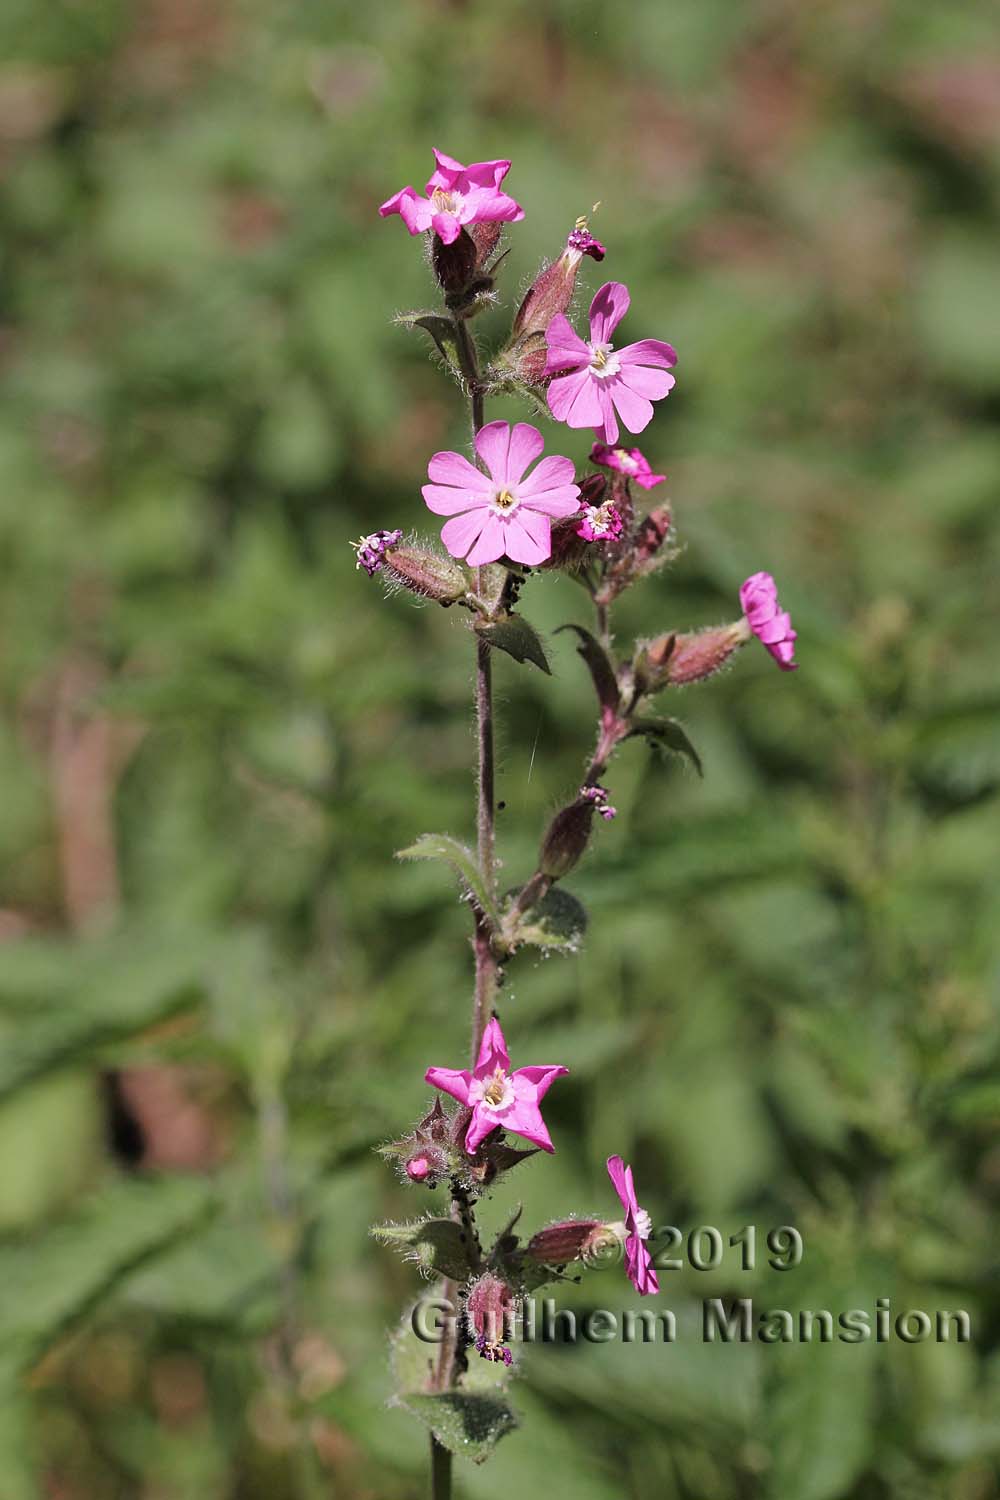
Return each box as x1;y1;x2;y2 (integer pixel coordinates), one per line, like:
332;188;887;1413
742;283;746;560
524;1219;604;1265
383;542;468;604
431;227;479;294
637;622;747;691
538;798;594;879
469;220;504;269
405;1154;431;1182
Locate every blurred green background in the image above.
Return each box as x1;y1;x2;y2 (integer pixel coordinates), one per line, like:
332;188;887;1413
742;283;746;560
2;0;999;1495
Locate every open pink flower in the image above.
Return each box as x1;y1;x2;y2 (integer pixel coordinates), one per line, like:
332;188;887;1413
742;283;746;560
422;421;581;566
426;1017;569;1155
739;571;798;671
606;1155;659;1296
379;149;524;246
590;442;665;490
545;283;677;445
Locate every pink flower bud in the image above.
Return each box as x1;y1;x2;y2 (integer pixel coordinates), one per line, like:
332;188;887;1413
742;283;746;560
631;504;673;565
636;623;746;691
381;541;469;604
512;222;607;343
538;798;595;879
405;1155;431;1182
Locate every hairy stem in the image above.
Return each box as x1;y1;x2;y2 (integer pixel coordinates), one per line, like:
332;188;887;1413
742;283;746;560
428;315;498;1498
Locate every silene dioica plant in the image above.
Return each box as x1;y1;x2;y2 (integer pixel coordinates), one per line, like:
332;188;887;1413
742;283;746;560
356;149;798;1496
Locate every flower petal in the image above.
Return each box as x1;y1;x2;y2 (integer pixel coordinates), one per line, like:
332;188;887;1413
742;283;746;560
548;370;606;429
380;187;434;235
466;513;507;565
502;1098;555;1153
475;1016;511;1074
474;420;512;484
544;313;591;374
521;485;582;518
617;338;678;369
460;157;512;190
505;422;545;485
425;1066;474;1106
466;1106;502;1155
617;364;676;401
595;384;619;445
512;1064;570;1102
589;281;631;343
427;449;492;491
440;510;487;559
626;1234;660;1295
607;379;654;435
501;511;551;566
426;148;466;189
516;453;576;498
606;1154;635;1213
422;484;489;517
431;210;462;244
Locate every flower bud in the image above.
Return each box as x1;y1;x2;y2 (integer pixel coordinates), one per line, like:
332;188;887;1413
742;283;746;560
524;1219;604;1265
538;798;594;879
636;622;747;691
469;219;504;269
382;540;469;605
631;504;673;566
431;226;479;294
405;1154;432;1182
512;224;605;341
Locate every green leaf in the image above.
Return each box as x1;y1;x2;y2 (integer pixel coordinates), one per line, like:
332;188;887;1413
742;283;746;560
397;1390;519;1463
630;715;703;775
509;886;588;953
556;624;620;715
395;833;500;929
371;1217;479;1281
766;1342;874;1500
0;1176;215;1371
394;311;463;381
123;1218;285;1332
475;615;550;674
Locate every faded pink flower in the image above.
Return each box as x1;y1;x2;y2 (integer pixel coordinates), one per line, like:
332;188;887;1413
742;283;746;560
576;500;624;543
379;149;524;246
422;421;581;567
581;784;617;821
739;571;798;671
351;528;402;577
545;283;677;444
606;1155;659;1296
425;1016;569;1155
590;442;665;490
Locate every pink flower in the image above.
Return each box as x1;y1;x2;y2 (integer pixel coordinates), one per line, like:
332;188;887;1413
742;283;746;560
425;1016;569;1155
379;149;524;246
581;784;617;821
576;500;624;543
590;442;666;490
422;421;581;567
545;283;677;445
606;1155;659;1296
739;571;798;671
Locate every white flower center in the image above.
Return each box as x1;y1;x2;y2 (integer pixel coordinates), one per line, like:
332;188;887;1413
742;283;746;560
431;187;457;212
470;1065;514;1111
615;448;637;472
634;1207;652;1240
491;487;520;515
589;341;620;379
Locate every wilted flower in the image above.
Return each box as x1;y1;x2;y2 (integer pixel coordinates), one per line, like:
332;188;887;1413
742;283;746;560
351;528;403;577
512;218;607;346
581;784;617;821
545;282;677;444
466;1272;516;1363
606;1155;658;1296
425;1016;569;1155
422;421;580;566
740;571;798;671
590;442;665;490
379;149;524;245
576;499;625;543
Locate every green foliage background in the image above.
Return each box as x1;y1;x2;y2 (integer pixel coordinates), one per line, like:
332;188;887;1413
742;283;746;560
1;0;999;1495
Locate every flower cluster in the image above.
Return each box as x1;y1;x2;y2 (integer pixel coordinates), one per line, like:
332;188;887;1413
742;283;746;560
581;783;617;820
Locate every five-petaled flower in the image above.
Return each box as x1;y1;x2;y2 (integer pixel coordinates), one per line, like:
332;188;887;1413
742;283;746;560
590;442;665;490
422;420;581;566
576;500;625;544
425;1016;569;1155
545;282;677;445
606;1155;659;1296
379;149;524;246
739;571;798;671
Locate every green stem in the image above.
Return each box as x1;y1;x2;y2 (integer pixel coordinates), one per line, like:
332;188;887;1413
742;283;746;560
430;1432;452;1499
